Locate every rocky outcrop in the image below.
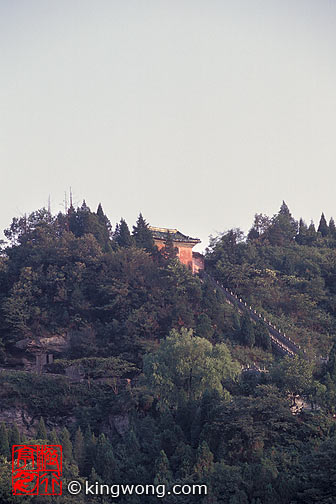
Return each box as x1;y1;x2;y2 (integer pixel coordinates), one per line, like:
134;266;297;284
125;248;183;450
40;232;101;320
109;414;130;436
0;407;38;436
15;333;70;355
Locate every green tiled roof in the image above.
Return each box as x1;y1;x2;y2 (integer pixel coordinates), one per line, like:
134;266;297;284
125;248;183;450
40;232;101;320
149;226;201;244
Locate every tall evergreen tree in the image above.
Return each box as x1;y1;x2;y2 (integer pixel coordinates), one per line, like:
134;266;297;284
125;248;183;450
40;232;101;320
329;217;336;238
267;201;298;245
318;213;329;237
9;424;20;446
83;428;97;476
255;320;271;351
154;450;172;486
194;441;214;478
0;423;9;459
49;428;59;445
296;218;308;245
73;427;85;474
96;203;113;250
36;417;47;440
307;220;317;244
114;219;133;248
94;434;117;481
96;203;111;233
60;427;73;462
132;213;155;252
240;313;255;348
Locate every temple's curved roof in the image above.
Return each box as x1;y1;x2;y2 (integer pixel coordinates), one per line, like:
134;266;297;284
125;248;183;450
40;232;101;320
149;226;201;244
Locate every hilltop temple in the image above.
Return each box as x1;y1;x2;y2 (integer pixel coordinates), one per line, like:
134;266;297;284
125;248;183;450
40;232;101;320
149;226;204;274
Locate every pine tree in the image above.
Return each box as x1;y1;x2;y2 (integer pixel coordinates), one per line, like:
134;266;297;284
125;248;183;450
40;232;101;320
267;201;298;245
49;428;59;445
96;203;113;250
94;434;117;481
154;450;172;486
69;201;91;237
305;220;317;245
255;320;271;351
329;217;336;238
132;213;155;252
318;213;329;237
279;201;291;216
60;427;73;462
0;423;10;459
83;427;97;475
36;417;47;441
114;219;133;248
10;425;20;446
89;466;102;485
296;218;308;245
240;313;255;348
194;441;214;478
73;427;85;473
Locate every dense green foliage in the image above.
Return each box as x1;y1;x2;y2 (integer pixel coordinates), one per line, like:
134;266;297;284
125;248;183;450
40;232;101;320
1;202;336;503
207;202;336;356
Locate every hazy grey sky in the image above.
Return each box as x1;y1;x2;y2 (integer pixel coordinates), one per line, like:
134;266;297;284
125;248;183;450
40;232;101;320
1;0;336;251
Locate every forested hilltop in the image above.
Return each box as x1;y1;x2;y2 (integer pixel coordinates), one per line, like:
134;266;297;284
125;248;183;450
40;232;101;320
206;202;336;357
1;201;336;503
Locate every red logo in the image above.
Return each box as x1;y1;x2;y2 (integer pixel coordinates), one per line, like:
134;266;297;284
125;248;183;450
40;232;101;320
12;445;62;495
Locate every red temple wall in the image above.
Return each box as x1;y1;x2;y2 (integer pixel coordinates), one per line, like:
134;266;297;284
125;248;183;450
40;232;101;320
154;239;203;273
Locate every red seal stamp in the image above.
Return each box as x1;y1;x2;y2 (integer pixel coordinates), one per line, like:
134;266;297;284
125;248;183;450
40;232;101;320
12;444;62;495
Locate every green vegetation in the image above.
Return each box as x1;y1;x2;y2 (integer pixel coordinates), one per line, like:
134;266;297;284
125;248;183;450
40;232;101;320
0;201;336;502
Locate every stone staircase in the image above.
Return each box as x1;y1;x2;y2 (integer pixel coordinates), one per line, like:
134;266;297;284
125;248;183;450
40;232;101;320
202;272;301;357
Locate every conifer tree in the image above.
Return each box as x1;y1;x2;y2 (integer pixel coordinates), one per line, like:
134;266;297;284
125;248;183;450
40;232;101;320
240;313;255;348
132;213;155;252
60;427;73;462
36;417;47;441
73;427;85;473
255;320;271;351
114;218;133;248
306;220;317;245
94;434;117;481
0;423;9;459
267;201;298;245
296;218;308;245
96;203;113;250
49;428;59;445
329;217;336;238
154;450;172;486
89;467;102;486
194;441;214;478
318;212;329;237
83;427;97;475
10;425;20;446
96;203;111;234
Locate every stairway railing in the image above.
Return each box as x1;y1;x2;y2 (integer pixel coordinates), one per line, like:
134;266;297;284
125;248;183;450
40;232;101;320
202;272;301;357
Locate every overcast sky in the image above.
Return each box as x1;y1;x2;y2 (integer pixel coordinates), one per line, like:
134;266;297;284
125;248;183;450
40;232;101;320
1;0;336;251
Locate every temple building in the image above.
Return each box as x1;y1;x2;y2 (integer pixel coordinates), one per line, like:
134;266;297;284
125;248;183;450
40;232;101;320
149;226;204;274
